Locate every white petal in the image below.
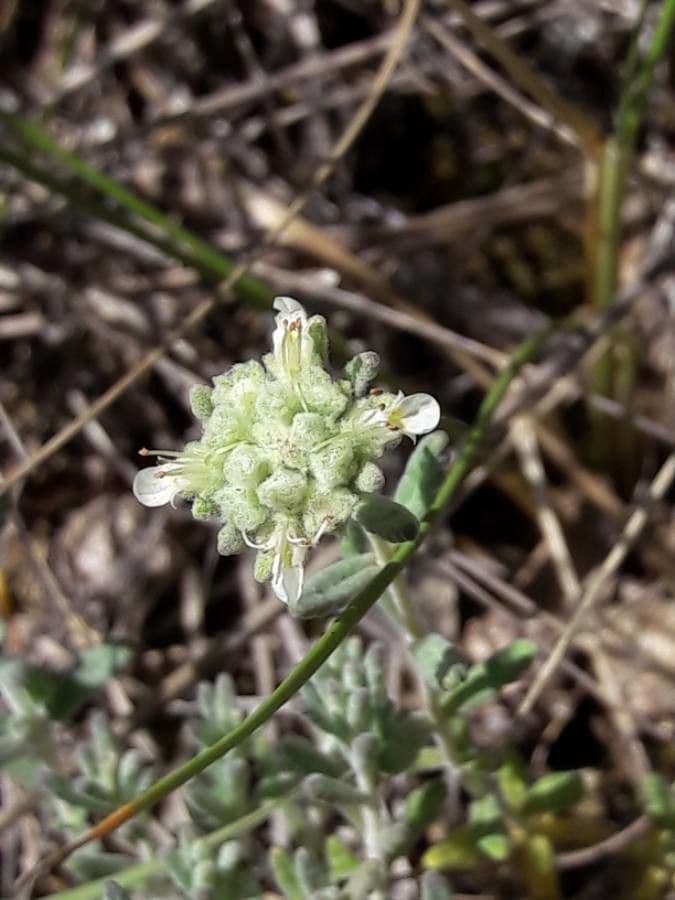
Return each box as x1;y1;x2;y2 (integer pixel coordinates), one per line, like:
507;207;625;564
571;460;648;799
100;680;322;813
271;541;307;605
273;296;305;317
272;562;305;605
398;394;441;435
133;467;177;507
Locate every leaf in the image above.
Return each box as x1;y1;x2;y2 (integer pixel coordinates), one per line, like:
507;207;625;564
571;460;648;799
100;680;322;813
291;554;378;618
353;495;419;543
103;883;132;900
270;847;304;900
469;794;503;835
412;634;465;692
295;847;325;895
497;756;529;813
476;833;511;862
47;644;133;720
325;836;360;880
641;773;675;828
523;772;584;815
441;640;537;714
340;518;368;557
303;774;371;807
423;826;482;871
344;352;380;397
345;860;384;899
394;430;449;519
279;734;342;777
421;871;454;900
404;779;447;833
378;822;410;858
519;834;559;900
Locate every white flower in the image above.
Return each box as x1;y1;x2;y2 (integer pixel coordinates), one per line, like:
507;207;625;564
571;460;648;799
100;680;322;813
133;448;214;507
242;522;308;605
272;532;308;606
271;296;315;385
242;517;331;605
363;391;440;442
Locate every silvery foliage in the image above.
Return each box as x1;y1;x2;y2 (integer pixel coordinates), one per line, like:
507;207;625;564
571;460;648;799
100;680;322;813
133;297;440;607
36;655;455;899
268;637;446;900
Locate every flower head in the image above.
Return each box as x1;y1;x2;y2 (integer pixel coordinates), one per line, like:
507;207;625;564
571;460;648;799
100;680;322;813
133;297;442;606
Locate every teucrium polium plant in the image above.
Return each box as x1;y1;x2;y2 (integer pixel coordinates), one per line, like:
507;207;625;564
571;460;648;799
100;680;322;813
133;297;440;607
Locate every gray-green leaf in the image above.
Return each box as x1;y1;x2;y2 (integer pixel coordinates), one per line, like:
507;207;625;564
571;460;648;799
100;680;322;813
291;554;379;618
353;495;419;543
394;430;449;519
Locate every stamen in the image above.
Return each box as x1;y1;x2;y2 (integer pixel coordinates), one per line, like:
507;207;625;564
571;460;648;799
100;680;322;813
138;448;181;458
241;530;272;550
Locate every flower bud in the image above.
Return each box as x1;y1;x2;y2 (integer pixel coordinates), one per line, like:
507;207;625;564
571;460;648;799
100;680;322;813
257;468;307;512
189;385;213;421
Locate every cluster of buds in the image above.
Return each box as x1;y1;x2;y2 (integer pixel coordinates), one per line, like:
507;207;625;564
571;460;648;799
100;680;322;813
134;298;440;606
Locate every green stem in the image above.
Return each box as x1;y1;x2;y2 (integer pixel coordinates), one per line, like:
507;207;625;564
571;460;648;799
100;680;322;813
45;800;283;900
591;0;675;315
615;0;675;148
589;0;675;469
367;533;423;639
53;329;548;864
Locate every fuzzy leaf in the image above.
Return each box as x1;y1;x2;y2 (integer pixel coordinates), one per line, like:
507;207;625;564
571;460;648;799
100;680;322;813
394;430;449;519
421;871;454;900
523;771;584;815
270;848;304;900
304;773;371;807
378;822;410;858
423;826;482;871
102;883;131;900
441;640;537;714
344;352;380;397
521;834;559;900
295;847;325;895
279;734;342;777
340;518;368;557
476;833;511;862
642;773;675;828
50;645;133;720
497;757;528;812
292;554;378;618
325;836;360;880
353;495;419;543
469;794;503;834
404;779;447;834
412;634;465;692
345;860;384;899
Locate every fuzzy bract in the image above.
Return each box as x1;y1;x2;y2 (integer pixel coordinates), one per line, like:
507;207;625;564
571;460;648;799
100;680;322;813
133;297;440;606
